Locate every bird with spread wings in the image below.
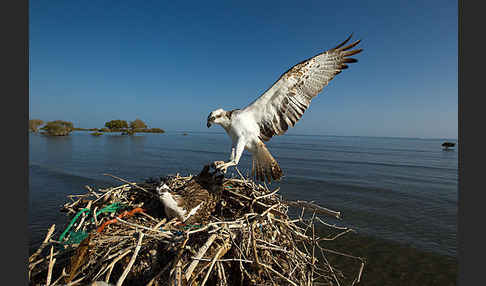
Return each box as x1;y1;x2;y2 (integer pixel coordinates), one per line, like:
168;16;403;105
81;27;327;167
206;34;363;182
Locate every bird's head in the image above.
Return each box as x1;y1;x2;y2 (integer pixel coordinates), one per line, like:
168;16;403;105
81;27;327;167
207;108;229;128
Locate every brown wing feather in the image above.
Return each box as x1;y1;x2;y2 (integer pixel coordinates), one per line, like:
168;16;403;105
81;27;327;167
242;34;363;141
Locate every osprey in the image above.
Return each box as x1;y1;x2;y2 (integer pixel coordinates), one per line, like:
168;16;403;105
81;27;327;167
157;165;223;224
207;35;363;182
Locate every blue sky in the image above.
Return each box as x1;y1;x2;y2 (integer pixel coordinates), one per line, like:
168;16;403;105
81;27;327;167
29;0;457;139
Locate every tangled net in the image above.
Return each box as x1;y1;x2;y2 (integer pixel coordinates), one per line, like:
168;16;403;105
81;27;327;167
28;165;364;286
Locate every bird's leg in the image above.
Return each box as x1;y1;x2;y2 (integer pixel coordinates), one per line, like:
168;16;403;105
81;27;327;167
216;140;244;174
211;144;234;171
230;145;236;161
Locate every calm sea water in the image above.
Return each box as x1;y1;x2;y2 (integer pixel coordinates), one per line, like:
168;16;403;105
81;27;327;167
29;131;458;260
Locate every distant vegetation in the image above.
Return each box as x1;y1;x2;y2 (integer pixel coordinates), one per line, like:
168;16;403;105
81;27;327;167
130;118;147;130
139;128;165;133
105;119;164;135
30;118;164;136
40;120;74;136
29;119;44;133
105;120;129;131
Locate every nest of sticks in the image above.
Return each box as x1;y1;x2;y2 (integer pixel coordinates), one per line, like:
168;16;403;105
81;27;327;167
28;165;365;286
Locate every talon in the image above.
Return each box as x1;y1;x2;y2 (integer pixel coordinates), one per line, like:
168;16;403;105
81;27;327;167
220;166;228;174
212;161;225;169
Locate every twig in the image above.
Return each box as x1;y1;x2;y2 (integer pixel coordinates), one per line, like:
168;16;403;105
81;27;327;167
46;246;55;286
116;217;172;238
29;224;55;263
354;261;365;285
116;232;144;286
75;200;92;232
200;241;229;286
259;262;299;286
284;200;341;219
50;267;67;286
104;249;132;283
103;173;156;198
185;234;218;281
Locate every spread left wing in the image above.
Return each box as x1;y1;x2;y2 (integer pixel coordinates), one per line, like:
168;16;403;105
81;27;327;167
241;34;363;141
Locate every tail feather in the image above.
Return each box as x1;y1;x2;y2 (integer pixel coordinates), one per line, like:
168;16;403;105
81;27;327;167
252;142;283;182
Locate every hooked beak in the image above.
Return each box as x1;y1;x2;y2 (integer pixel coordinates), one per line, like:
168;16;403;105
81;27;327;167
207;115;215;128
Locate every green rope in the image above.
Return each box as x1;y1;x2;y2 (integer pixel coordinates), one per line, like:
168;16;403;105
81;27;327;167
63;231;89;245
90;202;125;222
58;208;90;242
182;224;202;230
59;203;125;245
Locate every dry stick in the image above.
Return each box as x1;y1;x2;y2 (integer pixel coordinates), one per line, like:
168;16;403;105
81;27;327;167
218;262;227;286
170;234;191;284
254;187;280;200
191;257;254;263
311;213;316;285
46;246;55;286
318;245;364;261
351;261;365;285
260;203;280;218
259;263;299;286
139;211;158;222
103;249;133;283
319;248;341;286
315;216;349;230
227;190;285;216
116;218;172;238
75;200;92;232
216;261;223;286
66;275;85;286
150;218;167;231
85;185;100;198
200;242;228;286
186;223;217;235
93;184;130;204
93;207;99;226
250;221;260;266
116;232;144;286
103;173;156;198
185;233;218;281
234;167;247;182
102;246;135;262
29;250;62;272
29;224;56;263
318;228;354;242
285;200;341;219
174;260;183;286
50;267;67;286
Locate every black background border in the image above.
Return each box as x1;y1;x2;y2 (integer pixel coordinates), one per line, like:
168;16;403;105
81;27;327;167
5;0;481;285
